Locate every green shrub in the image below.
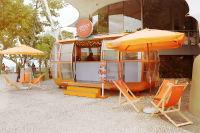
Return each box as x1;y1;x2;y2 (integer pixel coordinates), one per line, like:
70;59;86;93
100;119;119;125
34;71;45;75
159;57;192;79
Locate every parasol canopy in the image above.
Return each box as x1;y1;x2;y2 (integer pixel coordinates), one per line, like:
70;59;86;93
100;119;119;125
0;44;45;55
106;29;186;53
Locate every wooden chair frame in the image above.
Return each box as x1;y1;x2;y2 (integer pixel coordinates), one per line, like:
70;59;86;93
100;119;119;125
28;73;47;90
1;74;22;92
151;82;193;127
112;80;144;112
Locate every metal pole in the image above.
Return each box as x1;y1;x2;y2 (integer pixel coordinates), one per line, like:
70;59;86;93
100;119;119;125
102;83;104;97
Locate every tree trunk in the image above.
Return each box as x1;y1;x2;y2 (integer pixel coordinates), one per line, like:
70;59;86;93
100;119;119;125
0;55;3;74
44;60;48;67
39;58;42;72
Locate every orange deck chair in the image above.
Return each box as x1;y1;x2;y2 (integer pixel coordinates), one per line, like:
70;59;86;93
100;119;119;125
28;73;47;90
1;74;22;92
151;82;193;128
152;79;178;100
112;80;144;112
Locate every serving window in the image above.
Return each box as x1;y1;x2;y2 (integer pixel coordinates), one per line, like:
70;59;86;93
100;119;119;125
74;40;102;61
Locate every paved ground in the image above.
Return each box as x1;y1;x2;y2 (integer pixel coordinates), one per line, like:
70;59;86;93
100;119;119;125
0;74;200;133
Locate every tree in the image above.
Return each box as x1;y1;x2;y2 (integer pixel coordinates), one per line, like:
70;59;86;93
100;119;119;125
59;30;74;40
0;0;68;73
32;34;55;71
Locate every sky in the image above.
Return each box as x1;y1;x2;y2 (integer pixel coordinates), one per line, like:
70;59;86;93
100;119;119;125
24;0;79;36
3;1;79;68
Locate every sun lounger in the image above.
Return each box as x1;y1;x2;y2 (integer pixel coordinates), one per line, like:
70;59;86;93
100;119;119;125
112;80;144;112
1;74;22;92
151;82;193;127
28;73;47;90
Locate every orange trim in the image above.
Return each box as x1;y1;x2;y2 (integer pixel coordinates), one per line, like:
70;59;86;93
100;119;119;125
101;39;104;61
99;72;107;74
53;34;127;45
76;61;101;63
54;80;151;91
100;80;106;83
70;42;74;81
141;62;144;82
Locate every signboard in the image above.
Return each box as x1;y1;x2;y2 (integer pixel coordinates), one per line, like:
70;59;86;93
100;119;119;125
98;61;108;98
99;61;107;83
77;19;93;38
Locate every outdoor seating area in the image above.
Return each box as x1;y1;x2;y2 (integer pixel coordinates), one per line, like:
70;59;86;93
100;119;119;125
1;0;200;132
1;72;46;91
0;73;199;132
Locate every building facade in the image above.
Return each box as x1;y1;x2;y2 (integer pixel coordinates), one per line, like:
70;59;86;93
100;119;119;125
63;0;200;79
65;0;200;56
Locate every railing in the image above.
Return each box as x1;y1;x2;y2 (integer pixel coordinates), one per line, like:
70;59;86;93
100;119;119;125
174;30;199;46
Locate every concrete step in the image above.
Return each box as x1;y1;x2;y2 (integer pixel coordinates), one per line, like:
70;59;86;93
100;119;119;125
67;86;101;94
63;90;101;98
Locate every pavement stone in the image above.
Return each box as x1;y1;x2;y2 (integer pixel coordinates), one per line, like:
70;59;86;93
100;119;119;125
0;74;199;133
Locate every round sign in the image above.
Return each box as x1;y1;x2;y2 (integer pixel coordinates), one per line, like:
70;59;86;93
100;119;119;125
77;19;93;38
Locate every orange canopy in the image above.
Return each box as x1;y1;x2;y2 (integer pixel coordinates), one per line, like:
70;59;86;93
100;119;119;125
0;44;44;55
106;29;186;53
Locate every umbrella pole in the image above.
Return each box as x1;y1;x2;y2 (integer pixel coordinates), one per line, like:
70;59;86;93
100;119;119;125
147;43;151;96
143;43;159;114
23;55;25;86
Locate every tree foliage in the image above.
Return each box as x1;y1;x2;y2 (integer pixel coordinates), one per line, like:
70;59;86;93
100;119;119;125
0;0;68;72
32;34;55;70
59;30;74;40
159;57;193;79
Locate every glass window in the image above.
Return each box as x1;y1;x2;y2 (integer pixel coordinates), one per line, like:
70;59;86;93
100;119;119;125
50;43;60;62
122;52;142;60
123;62;142;82
98;6;108;34
109;2;123;34
105;62;119;82
50;63;59;79
174;0;188;30
75;40;101;61
143;0;169;6
60;63;73;80
124;0;142;32
77;47;101;61
92;11;98;34
109;2;123;15
109;14;124;34
143;0;171;30
60;43;73;62
103;39;118;61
